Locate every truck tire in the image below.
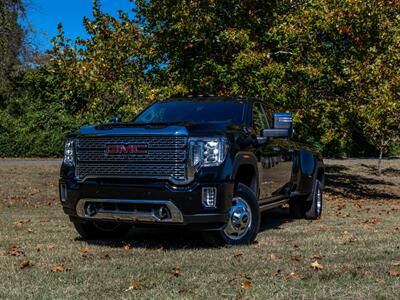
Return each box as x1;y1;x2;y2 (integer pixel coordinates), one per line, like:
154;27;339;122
289;179;323;220
204;183;260;246
73;221;132;239
304;179;323;220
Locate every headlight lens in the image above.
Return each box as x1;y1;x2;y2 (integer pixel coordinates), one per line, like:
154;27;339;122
64;139;75;165
189;137;228;168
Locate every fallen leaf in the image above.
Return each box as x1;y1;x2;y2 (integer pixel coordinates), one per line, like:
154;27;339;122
234;251;244;258
228;278;237;286
387;269;400;277
79;247;90;253
47;245;56;251
27;228;34;233
17;260;32;270
100;254;110;260
376;278;385;284
291;255;302;261
283;272;300;280
126;280;141;291
50;264;64;273
272;270;281;276
389;261;400;266
171;266;181;277
7;245;25;257
241;279;251;290
311;254;322;260
269;253;279;260
311;261;323;270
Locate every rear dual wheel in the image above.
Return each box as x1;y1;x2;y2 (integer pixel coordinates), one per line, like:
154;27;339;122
289;179;323;220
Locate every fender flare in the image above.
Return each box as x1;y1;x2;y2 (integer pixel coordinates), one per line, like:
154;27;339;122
230;152;259;196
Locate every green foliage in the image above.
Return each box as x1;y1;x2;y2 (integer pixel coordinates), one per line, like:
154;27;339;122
1;0;399;157
0;0;25;107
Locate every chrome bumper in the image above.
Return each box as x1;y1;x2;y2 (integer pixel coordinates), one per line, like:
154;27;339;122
75;198;184;223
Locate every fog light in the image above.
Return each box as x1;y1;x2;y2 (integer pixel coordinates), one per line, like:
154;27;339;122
60;184;67;203
202;187;217;208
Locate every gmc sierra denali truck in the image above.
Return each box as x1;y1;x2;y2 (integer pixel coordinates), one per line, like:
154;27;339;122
59;96;324;245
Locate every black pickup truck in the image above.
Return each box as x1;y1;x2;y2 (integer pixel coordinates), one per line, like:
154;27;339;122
59;97;324;245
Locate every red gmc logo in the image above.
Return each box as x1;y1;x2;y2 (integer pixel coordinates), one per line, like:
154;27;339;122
105;144;148;155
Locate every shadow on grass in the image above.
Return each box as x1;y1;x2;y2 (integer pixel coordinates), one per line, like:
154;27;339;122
79;207;292;249
361;163;400;177
325;164;399;200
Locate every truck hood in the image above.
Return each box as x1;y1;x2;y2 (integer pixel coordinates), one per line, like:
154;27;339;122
76;122;244;137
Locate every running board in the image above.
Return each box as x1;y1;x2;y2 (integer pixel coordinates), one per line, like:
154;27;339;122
259;199;289;212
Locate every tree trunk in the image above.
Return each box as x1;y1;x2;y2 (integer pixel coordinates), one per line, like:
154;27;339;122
378;148;383;176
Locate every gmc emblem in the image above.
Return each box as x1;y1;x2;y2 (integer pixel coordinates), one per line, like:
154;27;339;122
105;144;148;155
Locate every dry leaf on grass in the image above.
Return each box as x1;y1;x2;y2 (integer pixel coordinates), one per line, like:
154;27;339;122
283;272;300;280
125;280;141;291
234;251;244;258
387;269;400;277
47;245;56;251
228;278;237;286
291;255;302;261
241;279;251;290
100;254;110;260
269;253;279;260
50;264;65;273
388;261;400;266
27;228;34;233
311;261;323;270
17;260;32;270
79;246;90;253
272;270;281;276
7;245;25;257
311;254;322;260
171;266;181;277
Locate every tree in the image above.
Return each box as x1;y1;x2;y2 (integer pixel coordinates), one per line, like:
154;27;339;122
47;0;150;122
360;97;399;175
0;0;25;107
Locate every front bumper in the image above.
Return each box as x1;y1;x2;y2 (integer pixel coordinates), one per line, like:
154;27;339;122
59;179;233;230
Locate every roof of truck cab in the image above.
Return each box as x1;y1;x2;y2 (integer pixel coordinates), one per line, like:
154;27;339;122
161;96;256;103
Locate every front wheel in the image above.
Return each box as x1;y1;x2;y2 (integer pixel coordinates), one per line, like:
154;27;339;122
204;183;260;246
73;221;132;239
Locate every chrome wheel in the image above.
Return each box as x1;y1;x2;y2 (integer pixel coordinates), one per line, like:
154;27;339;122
316;187;322;216
223;197;252;240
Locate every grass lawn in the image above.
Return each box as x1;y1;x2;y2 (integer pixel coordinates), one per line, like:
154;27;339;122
0;159;399;299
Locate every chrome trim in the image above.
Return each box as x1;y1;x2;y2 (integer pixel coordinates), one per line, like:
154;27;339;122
259;199;289;212
76;198;184;223
74;174;193;186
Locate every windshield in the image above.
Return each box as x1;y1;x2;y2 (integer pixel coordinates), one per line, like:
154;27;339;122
134;100;246;124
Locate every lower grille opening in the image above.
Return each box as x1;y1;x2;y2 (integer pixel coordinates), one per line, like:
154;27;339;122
77;199;183;223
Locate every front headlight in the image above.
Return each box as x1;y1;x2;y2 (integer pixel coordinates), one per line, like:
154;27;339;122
64;138;75;165
189;137;228;169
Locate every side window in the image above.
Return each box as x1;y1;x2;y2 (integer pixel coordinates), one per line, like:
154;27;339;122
262;105;271;128
252;103;268;136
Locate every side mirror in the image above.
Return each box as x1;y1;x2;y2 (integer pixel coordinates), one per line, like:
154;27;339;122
109;116;122;123
262;112;293;139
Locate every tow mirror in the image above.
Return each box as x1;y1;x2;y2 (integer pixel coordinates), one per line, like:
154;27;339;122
262;113;293;139
109;116;122;123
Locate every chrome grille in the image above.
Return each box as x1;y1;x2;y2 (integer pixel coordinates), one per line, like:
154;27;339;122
76;136;187;181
